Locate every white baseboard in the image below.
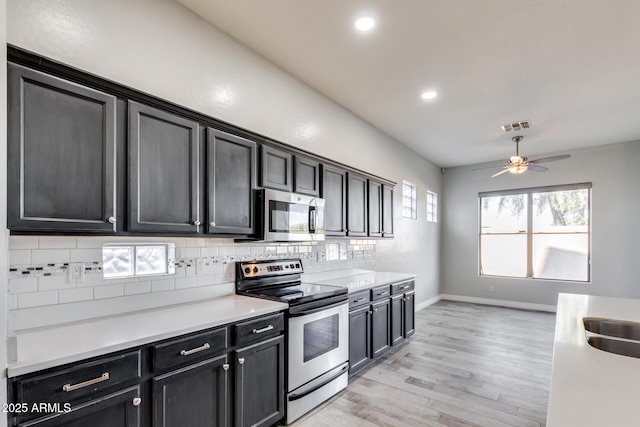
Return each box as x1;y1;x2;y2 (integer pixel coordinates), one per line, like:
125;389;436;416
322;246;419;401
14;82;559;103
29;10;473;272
415;295;442;312
439;294;557;313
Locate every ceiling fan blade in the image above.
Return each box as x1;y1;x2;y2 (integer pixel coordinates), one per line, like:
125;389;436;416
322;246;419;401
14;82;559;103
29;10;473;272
491;168;510;178
472;164;505;171
527;164;549;172
529;154;571;164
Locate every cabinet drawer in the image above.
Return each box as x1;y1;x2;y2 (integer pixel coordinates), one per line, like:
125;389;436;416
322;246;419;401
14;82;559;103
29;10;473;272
371;285;391;301
391;280;415;295
233;313;284;346
152;327;227;373
15;350;141;405
348;290;370;310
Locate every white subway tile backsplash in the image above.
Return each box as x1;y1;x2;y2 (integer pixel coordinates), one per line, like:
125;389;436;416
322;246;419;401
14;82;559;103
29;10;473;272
250;246;264;255
76;236;111;249
69;248;102;263
234;246;251;256
152;279;175;293
94;284;124;299
175;277;197;289
196;276;216;287
218;246;235;256
18;291;58;309
39;236;76;249
31;249;70;264
125;282;151;296
9;295;18;310
38;275;75;291
9;236;38;249
59;288;94;304
200;247;219;257
178;247;200;258
9;250;31;265
9;277;38;294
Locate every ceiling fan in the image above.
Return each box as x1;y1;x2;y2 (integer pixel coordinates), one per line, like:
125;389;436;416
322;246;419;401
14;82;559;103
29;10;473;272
478;135;571;177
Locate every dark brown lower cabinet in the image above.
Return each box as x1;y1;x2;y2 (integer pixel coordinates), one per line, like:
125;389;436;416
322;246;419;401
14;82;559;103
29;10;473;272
18;386;141;427
235;335;285;427
152;355;228;427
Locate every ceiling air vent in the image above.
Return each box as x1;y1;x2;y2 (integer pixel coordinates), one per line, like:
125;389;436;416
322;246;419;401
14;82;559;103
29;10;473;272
501;120;530;133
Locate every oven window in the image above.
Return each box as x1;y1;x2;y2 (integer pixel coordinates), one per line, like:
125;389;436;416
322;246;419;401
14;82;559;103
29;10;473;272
303;314;339;362
270;201;309;233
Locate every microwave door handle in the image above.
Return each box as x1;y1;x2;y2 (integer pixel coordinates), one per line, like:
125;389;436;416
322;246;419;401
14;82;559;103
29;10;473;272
309;206;316;233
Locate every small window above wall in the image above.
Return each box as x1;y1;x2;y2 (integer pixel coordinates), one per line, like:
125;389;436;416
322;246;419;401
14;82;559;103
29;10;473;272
426;191;438;223
402;181;417;219
103;243;176;279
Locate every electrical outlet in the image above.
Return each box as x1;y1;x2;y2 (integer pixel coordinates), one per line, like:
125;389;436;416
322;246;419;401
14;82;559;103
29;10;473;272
489;285;495;293
68;262;84;283
196;258;206;275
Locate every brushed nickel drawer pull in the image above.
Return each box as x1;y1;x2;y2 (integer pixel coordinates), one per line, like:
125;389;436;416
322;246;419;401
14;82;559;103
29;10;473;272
180;342;211;356
376;291;388;296
353;298;366;303
62;372;110;392
400;285;410;290
252;325;274;334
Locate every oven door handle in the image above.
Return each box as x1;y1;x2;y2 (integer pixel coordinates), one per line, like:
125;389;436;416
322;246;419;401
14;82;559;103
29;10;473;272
288;362;349;402
288;298;347;317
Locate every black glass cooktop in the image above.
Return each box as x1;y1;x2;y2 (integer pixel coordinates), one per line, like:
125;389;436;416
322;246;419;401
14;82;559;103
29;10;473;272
241;282;347;306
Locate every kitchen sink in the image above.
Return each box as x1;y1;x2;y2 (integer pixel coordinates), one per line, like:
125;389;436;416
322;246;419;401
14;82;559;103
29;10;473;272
587;336;640;359
583;317;640;341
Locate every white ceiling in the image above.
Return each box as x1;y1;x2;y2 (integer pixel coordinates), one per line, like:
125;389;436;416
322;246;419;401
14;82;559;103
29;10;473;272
177;0;640;167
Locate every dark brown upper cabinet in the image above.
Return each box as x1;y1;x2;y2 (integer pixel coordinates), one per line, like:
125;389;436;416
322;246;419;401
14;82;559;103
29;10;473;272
368;180;383;237
347;172;368;237
293;156;320;197
7;63;118;233
321;165;347;236
128;101;200;234
260;146;293;191
206;128;257;236
382;184;395;238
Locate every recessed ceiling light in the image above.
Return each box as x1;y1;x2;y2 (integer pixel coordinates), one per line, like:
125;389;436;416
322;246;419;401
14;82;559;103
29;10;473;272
355;17;375;32
421;91;437;100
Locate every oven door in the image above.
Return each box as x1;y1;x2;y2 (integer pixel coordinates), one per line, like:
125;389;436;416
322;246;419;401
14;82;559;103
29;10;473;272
264;189;325;241
287;300;348;391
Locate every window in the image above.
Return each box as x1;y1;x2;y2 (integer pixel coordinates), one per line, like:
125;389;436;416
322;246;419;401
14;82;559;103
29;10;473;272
426;191;438;222
403;181;417;219
103;243;176;279
479;183;591;282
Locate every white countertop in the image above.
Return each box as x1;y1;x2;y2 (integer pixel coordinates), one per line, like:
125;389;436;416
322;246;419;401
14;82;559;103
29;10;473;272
304;269;416;293
547;293;640;426
8;295;288;378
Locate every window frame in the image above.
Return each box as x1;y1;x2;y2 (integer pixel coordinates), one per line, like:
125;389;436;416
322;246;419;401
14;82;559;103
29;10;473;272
426;190;438;223
402;180;417;219
478;182;592;282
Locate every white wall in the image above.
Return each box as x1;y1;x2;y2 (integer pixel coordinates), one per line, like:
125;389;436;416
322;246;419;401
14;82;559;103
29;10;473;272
5;0;441;310
442;140;640;306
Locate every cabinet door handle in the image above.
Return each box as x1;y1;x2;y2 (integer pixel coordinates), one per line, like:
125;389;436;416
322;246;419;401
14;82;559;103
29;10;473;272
132;397;142;407
238;357;245;365
353;298;366;303
194;220;201;226
62;372;110;392
222;363;230;371
252;325;274;334
108;216;116;224
376;292;388;296
210;221;216;227
373;308;378;312
400;285;410;290
180;342;210;356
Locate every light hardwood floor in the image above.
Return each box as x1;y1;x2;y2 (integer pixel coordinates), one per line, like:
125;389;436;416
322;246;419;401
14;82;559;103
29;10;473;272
295;301;556;427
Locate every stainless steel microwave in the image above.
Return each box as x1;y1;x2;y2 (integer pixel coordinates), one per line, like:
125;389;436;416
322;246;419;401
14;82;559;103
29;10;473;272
258;189;325;242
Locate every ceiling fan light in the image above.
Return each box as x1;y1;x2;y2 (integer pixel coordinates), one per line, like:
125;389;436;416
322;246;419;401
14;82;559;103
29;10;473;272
508;164;528;174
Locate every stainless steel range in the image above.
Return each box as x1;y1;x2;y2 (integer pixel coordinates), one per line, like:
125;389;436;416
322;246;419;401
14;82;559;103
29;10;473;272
236;258;349;424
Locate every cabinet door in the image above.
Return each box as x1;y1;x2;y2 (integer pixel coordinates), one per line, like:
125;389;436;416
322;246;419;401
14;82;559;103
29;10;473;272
390;295;404;346
17;386;141;427
260;146;292;191
368;180;382;237
128;101;200;234
7;63;117;233
348;306;371;375
382;184;394;238
235;335;285;427
347;173;368;237
293;156;320;197
207;128;257;235
153;355;228;427
371;299;391;359
404;292;416;338
321;165;347;236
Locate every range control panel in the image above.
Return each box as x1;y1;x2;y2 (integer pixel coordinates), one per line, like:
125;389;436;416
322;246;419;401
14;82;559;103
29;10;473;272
239;259;304;279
